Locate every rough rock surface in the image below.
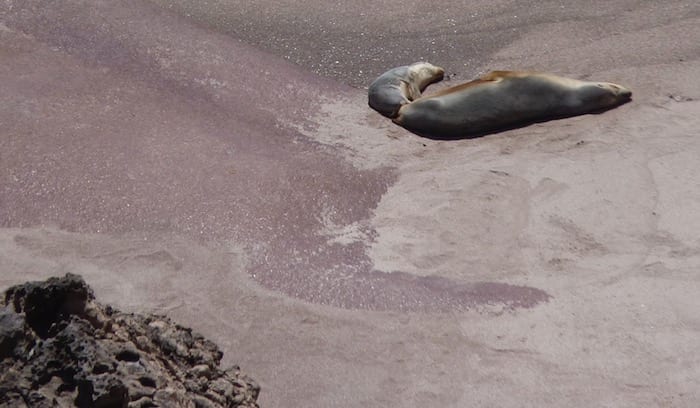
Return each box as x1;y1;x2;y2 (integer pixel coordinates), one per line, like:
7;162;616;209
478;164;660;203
0;274;260;408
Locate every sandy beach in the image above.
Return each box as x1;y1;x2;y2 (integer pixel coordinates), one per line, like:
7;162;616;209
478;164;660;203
2;0;700;406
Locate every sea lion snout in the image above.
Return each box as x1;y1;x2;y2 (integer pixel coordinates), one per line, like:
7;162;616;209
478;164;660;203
435;68;446;81
594;82;633;107
430;65;445;78
599;82;632;98
615;85;632;100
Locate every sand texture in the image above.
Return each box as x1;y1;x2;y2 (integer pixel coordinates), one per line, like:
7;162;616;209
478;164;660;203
2;0;700;406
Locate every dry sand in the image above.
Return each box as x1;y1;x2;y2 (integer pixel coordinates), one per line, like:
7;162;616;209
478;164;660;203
2;0;700;406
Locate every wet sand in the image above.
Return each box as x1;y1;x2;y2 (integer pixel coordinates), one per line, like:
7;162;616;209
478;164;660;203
2;0;700;406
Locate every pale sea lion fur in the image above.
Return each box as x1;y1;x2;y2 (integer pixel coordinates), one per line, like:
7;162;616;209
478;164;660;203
394;70;632;139
367;62;445;118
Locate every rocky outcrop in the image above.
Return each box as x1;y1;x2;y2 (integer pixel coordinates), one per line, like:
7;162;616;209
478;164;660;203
0;274;260;408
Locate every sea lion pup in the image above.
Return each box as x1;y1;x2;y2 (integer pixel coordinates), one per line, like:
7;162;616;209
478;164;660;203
368;62;445;118
394;70;632;139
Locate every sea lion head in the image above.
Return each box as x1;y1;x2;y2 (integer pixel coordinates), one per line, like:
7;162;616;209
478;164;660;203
368;62;445;118
404;62;445;98
573;81;632;112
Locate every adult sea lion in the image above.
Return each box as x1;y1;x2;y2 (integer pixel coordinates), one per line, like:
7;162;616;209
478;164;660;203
392;70;632;139
367;62;445;118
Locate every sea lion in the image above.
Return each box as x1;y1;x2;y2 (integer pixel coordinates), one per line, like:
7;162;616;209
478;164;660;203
392;70;632;139
367;62;445;118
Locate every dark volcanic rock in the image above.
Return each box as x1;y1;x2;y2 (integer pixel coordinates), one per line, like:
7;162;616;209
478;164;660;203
0;274;260;408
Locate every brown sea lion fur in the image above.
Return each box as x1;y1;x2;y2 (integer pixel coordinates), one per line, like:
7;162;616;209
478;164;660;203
393;70;632;139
